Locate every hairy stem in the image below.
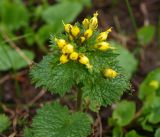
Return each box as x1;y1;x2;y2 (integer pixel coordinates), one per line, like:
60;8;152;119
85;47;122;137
76;88;83;111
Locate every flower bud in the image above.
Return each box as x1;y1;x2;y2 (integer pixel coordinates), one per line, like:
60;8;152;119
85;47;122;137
60;54;69;64
84;29;93;39
82;18;89;29
71;26;80;37
70;52;79;60
96;28;112;42
64;24;72;33
96;42;110;51
79;55;89;65
62;44;74;54
103;68;118;78
89;12;98;30
80;36;86;43
55;38;67;49
69;35;74;41
149;80;159;90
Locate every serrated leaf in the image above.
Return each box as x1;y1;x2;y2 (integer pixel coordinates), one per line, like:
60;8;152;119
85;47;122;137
109;41;138;79
0;0;29;31
155;128;160;137
139;68;160;100
0;114;10;133
137;25;155;45
28;102;92;137
23;127;34;137
112;100;136;126
125;130;141;137
0;45;34;71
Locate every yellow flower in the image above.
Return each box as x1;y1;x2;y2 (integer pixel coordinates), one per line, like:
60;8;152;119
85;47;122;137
82;18;89;29
96;42;110;51
55;38;67;49
64;23;73;33
103;68;118;78
70;52;79;60
149;80;159;90
60;54;69;64
62;44;74;54
71;26;80;37
89;12;98;30
96;27;112;42
79;54;89;65
80;36;86;43
84;29;93;39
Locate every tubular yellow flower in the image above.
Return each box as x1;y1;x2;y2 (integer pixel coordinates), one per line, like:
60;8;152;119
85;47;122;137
89;12;98;30
84;29;93;39
62;44;74;54
55;38;67;49
103;68;118;78
80;36;86;43
82;18;90;29
60;54;69;64
96;27;112;42
71;26;80;37
64;23;73;33
96;42;110;51
70;52;79;60
149;80;159;90
79;55;89;65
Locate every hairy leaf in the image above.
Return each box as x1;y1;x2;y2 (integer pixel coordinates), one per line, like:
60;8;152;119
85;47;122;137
28;102;92;137
0;114;10;133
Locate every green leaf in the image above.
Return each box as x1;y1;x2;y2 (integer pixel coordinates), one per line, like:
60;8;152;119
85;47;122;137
42;2;82;25
137;25;155;45
27;102;92;137
0;45;34;71
147;96;160;124
56;0;91;7
109;41;138;79
23;127;34;137
139;68;160;100
36;1;83;45
0;0;29;31
155;128;160;137
125;130;141;137
0;114;10;133
112;127;123;137
112;100;136;126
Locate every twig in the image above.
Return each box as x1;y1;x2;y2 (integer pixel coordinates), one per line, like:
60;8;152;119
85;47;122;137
97;113;103;137
2;32;33;66
29;89;46;106
0;70;27;85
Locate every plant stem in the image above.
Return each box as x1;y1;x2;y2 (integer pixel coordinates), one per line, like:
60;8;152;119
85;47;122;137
125;0;137;35
76;88;83;111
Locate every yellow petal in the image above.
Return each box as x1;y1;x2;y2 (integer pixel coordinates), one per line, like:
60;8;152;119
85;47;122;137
70;52;79;60
60;54;69;64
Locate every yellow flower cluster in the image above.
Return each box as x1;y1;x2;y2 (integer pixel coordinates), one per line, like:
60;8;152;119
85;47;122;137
55;38;92;69
54;12;118;78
